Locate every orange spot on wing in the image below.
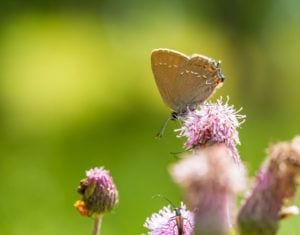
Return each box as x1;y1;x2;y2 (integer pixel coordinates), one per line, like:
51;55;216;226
214;76;223;84
208;66;215;73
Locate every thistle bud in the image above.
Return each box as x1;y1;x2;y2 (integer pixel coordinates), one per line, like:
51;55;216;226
74;167;118;217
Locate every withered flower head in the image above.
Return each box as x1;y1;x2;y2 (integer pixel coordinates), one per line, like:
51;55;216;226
238;136;300;235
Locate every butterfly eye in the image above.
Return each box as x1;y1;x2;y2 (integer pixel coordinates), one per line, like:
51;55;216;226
215;61;225;81
218;70;225;82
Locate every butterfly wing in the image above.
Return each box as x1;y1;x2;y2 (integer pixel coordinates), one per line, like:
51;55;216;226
151;49;189;111
172;54;221;112
151;49;222;113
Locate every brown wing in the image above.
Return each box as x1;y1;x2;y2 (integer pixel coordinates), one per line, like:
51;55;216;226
171;54;220;112
151;48;189;111
151;49;222;113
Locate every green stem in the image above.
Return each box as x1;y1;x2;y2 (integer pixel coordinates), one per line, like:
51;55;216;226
92;215;103;235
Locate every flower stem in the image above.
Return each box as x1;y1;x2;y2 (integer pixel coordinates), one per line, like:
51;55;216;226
92;215;103;235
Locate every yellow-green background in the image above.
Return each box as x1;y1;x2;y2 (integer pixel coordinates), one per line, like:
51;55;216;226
0;1;299;234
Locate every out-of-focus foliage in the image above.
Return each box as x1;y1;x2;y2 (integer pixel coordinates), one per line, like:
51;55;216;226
0;1;299;234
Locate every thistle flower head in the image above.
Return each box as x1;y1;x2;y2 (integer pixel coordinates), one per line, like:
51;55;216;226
238;136;300;235
74;167;118;217
170;144;246;235
170;144;246;197
177;97;245;163
144;202;194;235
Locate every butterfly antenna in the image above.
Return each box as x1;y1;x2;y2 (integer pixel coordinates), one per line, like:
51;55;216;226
152;194;176;209
155;116;172;139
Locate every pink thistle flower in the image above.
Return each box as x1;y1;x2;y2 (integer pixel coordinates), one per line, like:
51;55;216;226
238;136;300;235
86;167;114;187
144;202;194;235
170;144;246;235
75;167;118;217
177;97;245;164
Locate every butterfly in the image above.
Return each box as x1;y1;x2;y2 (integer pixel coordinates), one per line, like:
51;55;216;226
151;48;225;116
151;48;225;137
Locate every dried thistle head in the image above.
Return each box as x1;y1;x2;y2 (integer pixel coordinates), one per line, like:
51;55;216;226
238;136;300;235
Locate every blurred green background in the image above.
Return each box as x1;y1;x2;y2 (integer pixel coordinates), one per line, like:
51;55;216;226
0;0;299;234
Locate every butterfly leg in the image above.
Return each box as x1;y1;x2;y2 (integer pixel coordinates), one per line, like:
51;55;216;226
156;115;173;139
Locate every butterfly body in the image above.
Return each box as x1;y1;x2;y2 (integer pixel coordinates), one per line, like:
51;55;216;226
151;48;225;116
